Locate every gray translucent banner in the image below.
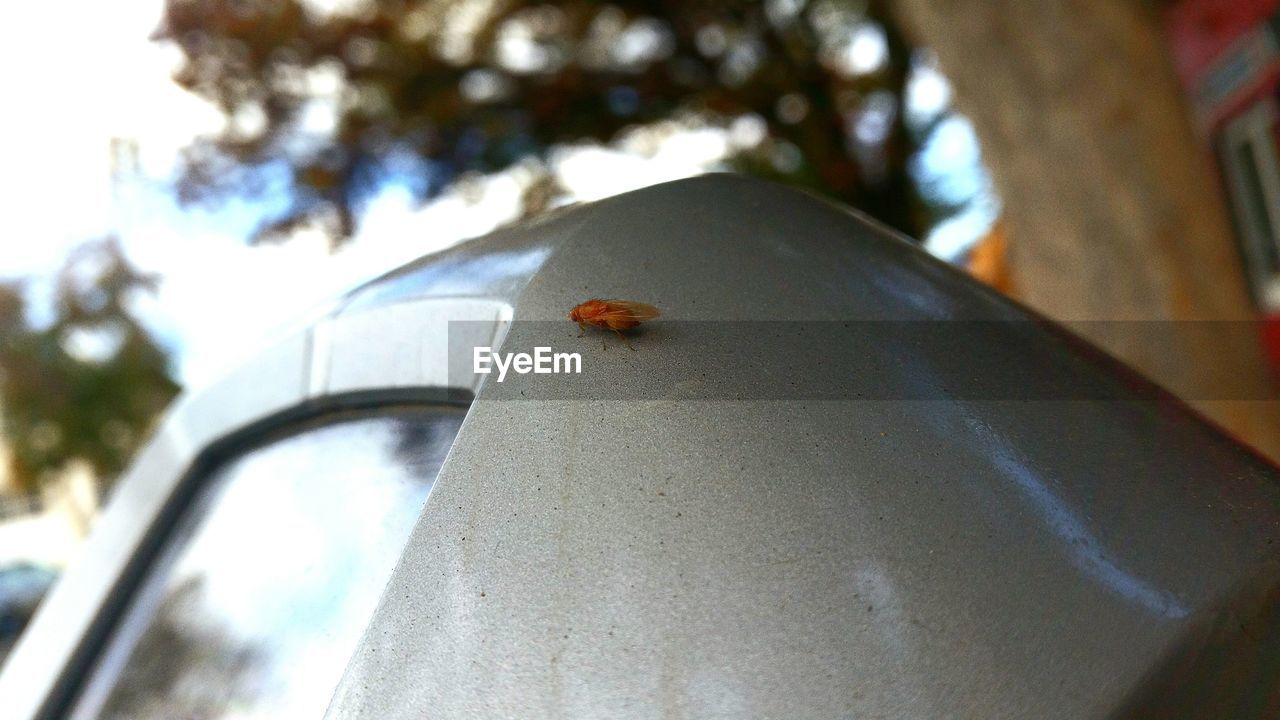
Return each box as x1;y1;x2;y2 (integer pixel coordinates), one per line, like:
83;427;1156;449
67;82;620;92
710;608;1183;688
448;320;1278;401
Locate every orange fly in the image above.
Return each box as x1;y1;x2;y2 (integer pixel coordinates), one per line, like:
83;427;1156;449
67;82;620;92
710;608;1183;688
569;299;661;349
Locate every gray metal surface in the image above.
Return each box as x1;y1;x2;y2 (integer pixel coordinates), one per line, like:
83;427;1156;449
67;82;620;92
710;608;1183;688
326;175;1280;718
7;175;1280;719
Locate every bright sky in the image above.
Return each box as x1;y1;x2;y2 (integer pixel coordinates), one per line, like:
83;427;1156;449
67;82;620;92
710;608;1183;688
0;1;209;275
0;0;994;389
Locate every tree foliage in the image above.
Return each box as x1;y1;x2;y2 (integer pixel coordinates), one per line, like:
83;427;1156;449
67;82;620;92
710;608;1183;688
0;240;179;492
2;0;973;492
158;0;960;244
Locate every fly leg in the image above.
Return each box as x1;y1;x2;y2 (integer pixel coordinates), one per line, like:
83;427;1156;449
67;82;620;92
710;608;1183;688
577;323;588;338
613;328;635;351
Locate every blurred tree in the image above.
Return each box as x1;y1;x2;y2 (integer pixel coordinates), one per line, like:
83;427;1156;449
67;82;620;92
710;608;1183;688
0;239;179;493
155;0;965;245
892;0;1280;459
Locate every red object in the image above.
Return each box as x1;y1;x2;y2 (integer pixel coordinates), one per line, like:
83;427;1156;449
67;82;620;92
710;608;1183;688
1262;316;1280;369
1167;0;1277;85
1166;0;1280;132
1168;0;1280;375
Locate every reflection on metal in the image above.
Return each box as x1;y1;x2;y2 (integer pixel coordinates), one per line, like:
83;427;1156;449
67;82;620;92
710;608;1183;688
961;412;1189;619
341;241;555;313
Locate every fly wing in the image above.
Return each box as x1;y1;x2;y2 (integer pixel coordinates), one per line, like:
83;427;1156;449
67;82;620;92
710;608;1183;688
601;300;661;321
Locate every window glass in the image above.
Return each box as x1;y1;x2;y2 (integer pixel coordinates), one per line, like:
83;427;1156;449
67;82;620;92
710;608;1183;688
69;406;465;720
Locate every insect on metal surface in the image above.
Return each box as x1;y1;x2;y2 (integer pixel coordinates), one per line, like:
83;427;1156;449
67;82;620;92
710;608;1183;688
569;299;661;350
